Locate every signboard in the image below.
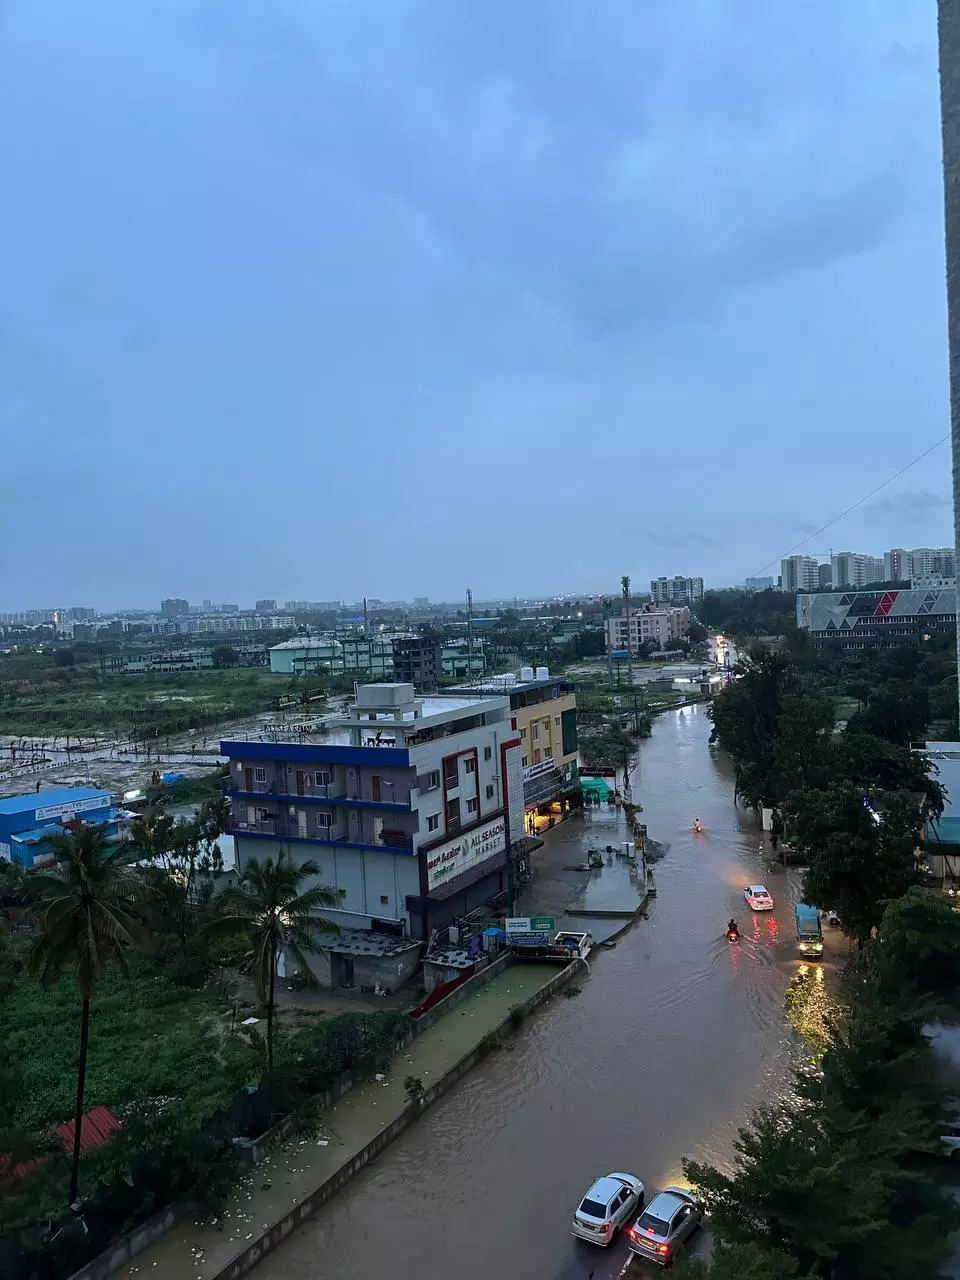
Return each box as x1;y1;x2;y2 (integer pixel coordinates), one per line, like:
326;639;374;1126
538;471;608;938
35;795;109;822
505;915;555;944
506;916;556;934
523;756;556;781
426;816;506;890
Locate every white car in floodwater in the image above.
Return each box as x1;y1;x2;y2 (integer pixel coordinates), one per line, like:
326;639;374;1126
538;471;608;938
571;1173;645;1247
744;884;774;911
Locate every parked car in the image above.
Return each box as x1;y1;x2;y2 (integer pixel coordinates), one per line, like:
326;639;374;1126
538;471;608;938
627;1186;702;1267
571;1172;645;1247
744;884;774;911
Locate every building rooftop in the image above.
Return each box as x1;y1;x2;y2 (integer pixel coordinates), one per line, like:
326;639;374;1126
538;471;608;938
315;928;420;957
0;786;110;817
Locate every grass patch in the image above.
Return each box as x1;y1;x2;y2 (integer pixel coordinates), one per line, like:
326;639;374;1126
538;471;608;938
5;951;258;1133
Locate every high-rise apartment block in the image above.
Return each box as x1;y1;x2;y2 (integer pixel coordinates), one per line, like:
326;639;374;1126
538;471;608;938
830;552;884;590
780;557;819;593
884;547;955;582
649;576;704;606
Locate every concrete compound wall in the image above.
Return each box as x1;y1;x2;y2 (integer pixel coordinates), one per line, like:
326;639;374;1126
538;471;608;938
211;956;586;1280
64;1206;186;1280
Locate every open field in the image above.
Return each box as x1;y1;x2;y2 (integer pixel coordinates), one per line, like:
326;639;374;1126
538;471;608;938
0;663;292;738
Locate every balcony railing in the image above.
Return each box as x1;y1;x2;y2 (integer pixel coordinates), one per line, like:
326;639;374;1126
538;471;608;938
234;818;278;836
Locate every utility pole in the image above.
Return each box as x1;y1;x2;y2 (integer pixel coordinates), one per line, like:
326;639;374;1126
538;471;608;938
621;575;633;691
466;586;477;676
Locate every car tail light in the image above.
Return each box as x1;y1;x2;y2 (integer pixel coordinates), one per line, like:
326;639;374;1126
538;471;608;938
628;1228;637;1240
657;1243;670;1255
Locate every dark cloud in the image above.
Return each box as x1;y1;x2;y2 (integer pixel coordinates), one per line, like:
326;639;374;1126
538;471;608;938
867;489;951;517
0;0;946;604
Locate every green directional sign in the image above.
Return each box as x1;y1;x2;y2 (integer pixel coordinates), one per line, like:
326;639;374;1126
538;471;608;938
529;916;556;933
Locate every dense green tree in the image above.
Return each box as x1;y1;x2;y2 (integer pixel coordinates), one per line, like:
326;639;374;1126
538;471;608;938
829;734;943;820
211;644;238;669
25;826;150;1204
675;1242;802;1279
869;887;960;1004
208;852;340;1071
846;679;929;746
788;785;919;947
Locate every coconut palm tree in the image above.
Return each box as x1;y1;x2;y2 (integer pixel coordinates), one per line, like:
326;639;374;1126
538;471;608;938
208;851;340;1071
26;824;150;1205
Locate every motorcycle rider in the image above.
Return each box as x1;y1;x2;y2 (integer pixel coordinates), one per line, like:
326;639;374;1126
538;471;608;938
726;918;740;939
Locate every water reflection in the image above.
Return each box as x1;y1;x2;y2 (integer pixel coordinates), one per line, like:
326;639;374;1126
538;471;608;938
259;706;801;1280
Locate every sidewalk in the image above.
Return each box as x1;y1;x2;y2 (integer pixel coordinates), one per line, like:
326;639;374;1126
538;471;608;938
517;808;647;942
130;965;551;1279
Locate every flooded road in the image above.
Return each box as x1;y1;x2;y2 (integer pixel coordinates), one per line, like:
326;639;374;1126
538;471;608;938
259;704;805;1280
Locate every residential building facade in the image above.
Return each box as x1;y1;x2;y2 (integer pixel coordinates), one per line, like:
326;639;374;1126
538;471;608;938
780;557;820;592
797;587;958;650
744;576;774;591
450;670;579;815
650;576;704;606
605;605;690;654
830;552;885;589
391;636;441;692
222;683;525;988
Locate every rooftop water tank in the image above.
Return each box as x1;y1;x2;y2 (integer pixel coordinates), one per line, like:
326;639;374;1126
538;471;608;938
535;666;549;680
520;665;535;682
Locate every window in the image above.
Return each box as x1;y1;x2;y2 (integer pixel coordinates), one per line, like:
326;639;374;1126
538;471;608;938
425;770;440;791
533;723;540;741
380;894;389;905
315;770;331;787
254;767;266;784
484;745;492;761
521;756;528;768
255;807;271;824
533;748;541;764
486;784;494;799
443;757;459;786
464;757;476;774
520;727;527;740
446;797;461;827
317;812;333;829
467;797;478;814
554;716;561;727
427;813;440;832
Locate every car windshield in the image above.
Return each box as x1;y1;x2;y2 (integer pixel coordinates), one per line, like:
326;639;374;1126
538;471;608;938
636;1211;670;1236
579;1197;608;1218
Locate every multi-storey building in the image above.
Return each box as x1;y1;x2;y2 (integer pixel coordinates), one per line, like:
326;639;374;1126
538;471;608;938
605;605;690;654
780;557;820;593
744;576;774;592
650;576;704;606
269;635;394;676
222;683;525;990
450;669;579;817
797;586;957;650
830;552;885;589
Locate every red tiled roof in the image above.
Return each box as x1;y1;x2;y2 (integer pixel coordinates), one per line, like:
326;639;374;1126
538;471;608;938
54;1105;120;1152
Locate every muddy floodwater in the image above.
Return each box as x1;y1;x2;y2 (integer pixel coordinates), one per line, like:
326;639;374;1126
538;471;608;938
258;704;806;1280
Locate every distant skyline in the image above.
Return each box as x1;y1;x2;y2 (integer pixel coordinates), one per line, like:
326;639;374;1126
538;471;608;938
0;1;951;607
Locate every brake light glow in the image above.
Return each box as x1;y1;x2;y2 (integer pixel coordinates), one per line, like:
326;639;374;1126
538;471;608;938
657;1243;670;1254
628;1228;637;1240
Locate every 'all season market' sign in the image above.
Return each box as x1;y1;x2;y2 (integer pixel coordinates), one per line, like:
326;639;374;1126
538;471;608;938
426;817;506;890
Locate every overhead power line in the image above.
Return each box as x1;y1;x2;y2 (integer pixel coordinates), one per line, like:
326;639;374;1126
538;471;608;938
753;433;950;576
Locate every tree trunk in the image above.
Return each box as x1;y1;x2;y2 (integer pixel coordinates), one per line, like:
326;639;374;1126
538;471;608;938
69;995;90;1206
267;944;277;1073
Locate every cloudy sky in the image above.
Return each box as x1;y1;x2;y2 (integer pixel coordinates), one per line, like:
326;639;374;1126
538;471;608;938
0;0;950;608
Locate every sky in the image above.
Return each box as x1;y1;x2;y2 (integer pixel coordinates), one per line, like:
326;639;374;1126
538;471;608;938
0;0;952;608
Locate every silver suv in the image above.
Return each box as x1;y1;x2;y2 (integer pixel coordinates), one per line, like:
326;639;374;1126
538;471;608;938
627;1186;702;1267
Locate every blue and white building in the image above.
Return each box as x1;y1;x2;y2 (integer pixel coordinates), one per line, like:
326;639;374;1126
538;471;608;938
222;683;526;990
0;787;114;868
